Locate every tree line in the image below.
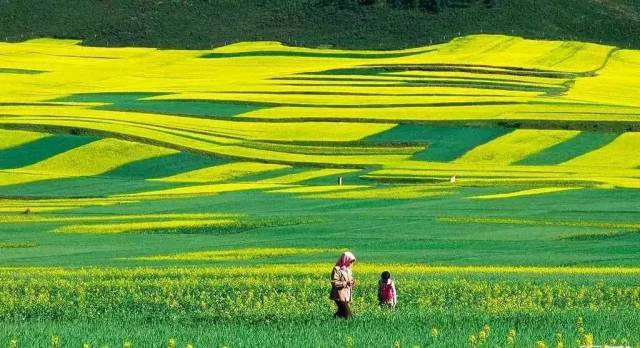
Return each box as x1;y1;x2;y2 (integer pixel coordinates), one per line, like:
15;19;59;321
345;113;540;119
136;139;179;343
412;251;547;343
355;0;498;12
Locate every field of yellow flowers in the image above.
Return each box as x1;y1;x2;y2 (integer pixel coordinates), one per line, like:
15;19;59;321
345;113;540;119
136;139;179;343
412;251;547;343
1;266;640;347
1;35;640;190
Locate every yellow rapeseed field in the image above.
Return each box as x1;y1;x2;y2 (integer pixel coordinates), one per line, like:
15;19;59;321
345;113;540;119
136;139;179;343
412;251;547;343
1;34;640;199
454;130;579;165
0;129;47;150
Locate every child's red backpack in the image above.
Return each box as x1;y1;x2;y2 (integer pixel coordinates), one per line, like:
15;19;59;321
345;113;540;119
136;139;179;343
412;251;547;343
379;281;394;302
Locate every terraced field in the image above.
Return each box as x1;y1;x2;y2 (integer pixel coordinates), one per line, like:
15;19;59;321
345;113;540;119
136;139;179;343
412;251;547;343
2;35;640;346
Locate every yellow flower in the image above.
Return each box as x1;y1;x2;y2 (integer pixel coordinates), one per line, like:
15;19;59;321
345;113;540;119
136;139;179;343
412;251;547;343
506;329;516;346
536;341;547;348
580;333;594;348
468;335;477;347
345;336;353;348
478;331;486;342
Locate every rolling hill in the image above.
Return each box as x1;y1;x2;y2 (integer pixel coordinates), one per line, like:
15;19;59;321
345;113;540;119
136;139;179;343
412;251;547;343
1;0;639;50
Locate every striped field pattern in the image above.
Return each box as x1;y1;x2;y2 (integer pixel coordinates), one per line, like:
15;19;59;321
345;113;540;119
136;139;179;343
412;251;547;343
2;35;640;346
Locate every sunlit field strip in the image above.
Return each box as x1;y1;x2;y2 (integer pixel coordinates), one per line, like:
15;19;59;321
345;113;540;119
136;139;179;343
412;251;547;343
0;117;409;166
0;105;396;142
0;241;35;249
0;160;155;187
284;73;565;90
528;40;613;71
437;216;640;230
385;71;571;85
567;50;640;107
0;197;139;207
266;79;553;90
0;107;396;149
0;213;237;224
275;73;564;88
118;182;288;197
0;129;48;150
55;218;236;234
404;36;613;72
238;103;640;121
148;93;537;106
157;86;542;98
364;168;640;188
257;168;359;184
454;129;580;165
302;186;452;200
468;187;582;200
15;138;176;175
239;141;423;156
0;138;176;186
374;159;640;176
153;162;289;183
0;206;76;213
0;113;242;146
560;132;640;168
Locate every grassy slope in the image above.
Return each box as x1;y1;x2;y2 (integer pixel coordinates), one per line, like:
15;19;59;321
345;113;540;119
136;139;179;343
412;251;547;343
0;0;639;50
2;187;640;267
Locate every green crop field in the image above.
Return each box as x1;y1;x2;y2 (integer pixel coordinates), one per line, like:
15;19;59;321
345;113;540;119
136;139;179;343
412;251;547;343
1;35;640;347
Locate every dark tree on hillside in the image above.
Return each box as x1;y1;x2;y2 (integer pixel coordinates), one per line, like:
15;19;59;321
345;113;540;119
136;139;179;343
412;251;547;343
483;0;496;8
419;0;440;13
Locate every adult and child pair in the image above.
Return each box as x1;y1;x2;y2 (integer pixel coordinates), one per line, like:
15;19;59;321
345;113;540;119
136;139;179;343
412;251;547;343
329;251;397;319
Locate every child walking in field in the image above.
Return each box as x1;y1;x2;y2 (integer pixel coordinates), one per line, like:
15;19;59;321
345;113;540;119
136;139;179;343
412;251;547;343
378;271;397;309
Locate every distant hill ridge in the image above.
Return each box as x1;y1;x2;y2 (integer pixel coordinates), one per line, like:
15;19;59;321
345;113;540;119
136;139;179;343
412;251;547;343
1;0;639;50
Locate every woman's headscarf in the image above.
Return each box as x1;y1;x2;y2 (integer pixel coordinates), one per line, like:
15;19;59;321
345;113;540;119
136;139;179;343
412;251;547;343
335;251;356;269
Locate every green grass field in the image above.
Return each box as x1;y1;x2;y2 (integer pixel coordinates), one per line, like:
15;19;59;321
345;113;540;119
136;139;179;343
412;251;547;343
1;35;640;347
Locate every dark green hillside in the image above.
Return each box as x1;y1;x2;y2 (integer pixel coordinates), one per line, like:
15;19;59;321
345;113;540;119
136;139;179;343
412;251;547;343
0;0;639;49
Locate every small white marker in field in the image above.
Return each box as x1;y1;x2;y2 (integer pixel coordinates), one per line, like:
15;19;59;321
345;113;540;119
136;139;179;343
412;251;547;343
450;175;456;183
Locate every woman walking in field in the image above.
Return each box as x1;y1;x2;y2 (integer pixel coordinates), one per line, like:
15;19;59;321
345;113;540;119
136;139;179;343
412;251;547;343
330;251;356;319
